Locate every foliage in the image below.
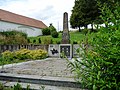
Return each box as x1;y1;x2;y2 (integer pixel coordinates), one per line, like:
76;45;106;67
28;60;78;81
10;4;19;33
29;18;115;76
0;30;27;38
0;30;28;44
42;37;53;44
56;41;60;44
81;29;90;35
49;23;56;33
38;38;41;43
0;83;31;90
1;48;47;65
12;83;22;90
0;83;4;90
70;0;100;31
42;24;57;36
14;49;31;60
33;39;36;43
98;0;120;11
67;2;120;90
27;49;47;60
73;40;78;44
42;27;51;35
51;31;59;38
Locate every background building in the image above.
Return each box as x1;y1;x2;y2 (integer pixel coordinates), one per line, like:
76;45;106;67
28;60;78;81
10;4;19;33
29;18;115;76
0;9;47;37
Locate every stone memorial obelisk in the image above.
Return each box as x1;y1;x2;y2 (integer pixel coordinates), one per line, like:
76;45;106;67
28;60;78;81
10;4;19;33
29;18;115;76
61;12;70;44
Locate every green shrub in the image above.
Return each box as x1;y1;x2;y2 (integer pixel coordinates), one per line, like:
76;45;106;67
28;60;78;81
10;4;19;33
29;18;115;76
0;30;28;44
42;28;50;35
73;40;78;44
28;49;47;60
56;41;61;44
49;23;56;33
0;30;27;38
27;39;30;43
42;38;53;44
0;83;30;90
33;39;36;43
1;48;47;61
14;48;31;60
51;31;59;38
38;38;41;43
67;3;120;90
81;29;90;35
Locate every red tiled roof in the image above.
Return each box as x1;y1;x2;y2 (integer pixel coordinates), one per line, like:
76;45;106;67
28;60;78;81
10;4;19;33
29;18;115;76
0;9;47;29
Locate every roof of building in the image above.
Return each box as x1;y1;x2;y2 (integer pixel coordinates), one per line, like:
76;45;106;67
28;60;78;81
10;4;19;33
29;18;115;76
0;9;47;29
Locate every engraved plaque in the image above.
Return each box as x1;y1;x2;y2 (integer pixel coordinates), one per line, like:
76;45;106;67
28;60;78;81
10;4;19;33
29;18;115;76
48;44;59;57
60;44;72;58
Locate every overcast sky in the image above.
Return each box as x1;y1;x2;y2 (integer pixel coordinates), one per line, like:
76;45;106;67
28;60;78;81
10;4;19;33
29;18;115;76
0;0;75;31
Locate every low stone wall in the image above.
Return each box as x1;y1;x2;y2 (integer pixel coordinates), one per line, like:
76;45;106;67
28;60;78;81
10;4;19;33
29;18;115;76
0;44;48;53
0;44;84;58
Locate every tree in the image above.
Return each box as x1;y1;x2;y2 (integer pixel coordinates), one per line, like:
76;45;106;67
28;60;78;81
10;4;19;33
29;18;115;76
68;2;120;89
70;0;100;31
98;0;120;27
49;23;56;33
49;23;59;38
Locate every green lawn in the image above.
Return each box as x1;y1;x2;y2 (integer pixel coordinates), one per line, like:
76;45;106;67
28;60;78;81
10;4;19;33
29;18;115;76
28;31;85;44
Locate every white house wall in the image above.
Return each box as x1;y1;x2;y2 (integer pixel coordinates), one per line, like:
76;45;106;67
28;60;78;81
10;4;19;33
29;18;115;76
0;21;43;37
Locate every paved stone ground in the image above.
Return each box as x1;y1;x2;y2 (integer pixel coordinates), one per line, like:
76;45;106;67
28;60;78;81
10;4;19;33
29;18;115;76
1;58;74;78
0;58;86;90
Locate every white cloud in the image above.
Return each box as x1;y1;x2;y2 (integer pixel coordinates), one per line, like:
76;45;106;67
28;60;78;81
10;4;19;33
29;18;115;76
0;0;74;31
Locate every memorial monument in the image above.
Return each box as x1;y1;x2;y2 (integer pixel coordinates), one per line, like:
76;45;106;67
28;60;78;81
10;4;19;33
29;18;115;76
60;12;72;58
61;12;70;44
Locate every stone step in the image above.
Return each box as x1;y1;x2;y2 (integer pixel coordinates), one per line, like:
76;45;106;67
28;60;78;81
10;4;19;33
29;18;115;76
0;81;82;90
0;73;82;88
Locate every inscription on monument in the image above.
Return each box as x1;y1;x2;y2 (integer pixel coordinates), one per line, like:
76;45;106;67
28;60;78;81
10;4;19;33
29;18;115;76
60;44;72;58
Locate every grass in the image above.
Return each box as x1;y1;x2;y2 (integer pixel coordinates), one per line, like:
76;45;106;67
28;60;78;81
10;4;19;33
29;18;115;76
28;31;85;44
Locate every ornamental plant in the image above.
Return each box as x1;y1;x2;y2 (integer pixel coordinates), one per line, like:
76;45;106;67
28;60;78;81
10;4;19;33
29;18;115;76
27;49;47;60
1;48;47;62
67;2;120;90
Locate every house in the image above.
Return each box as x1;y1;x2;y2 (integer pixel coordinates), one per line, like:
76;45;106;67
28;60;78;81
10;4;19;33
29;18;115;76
0;9;47;37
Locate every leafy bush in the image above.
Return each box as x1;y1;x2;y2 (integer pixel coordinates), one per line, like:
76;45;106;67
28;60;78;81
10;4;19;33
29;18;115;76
0;30;27;39
1;50;14;62
0;30;28;44
73;40;78;44
38;38;41;43
14;49;31;60
0;83;30;90
51;31;59;38
33;39;36;43
81;28;90;35
27;39;30;43
56;41;61;44
67;3;120;90
28;49;47;60
42;38;53;44
1;48;47;61
42;28;51;35
49;23;56;33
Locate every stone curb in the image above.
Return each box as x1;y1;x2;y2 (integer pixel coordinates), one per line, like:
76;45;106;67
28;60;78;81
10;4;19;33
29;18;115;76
0;73;82;88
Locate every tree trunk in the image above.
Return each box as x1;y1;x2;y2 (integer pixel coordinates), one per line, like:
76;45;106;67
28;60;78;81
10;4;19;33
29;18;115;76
84;25;88;29
78;26;81;32
91;23;94;32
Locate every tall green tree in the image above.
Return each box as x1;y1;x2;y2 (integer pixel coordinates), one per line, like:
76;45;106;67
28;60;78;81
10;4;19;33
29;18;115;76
70;0;100;31
98;0;120;27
